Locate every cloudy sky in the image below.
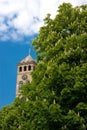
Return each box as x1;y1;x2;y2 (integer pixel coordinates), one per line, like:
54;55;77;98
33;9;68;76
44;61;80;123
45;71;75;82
0;0;87;109
0;0;87;41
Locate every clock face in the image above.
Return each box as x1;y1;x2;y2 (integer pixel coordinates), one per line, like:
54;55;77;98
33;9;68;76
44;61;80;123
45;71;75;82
22;74;27;80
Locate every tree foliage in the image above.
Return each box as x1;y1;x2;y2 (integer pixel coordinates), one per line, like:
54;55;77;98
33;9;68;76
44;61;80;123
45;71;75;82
0;3;87;129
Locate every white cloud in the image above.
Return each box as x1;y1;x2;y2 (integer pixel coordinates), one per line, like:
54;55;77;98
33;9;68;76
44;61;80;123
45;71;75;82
0;0;87;41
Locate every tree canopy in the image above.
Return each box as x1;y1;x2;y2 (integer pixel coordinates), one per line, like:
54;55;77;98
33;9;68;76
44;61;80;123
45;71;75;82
0;3;87;130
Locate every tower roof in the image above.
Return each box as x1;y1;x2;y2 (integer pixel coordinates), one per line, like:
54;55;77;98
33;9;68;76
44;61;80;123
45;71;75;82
17;55;36;65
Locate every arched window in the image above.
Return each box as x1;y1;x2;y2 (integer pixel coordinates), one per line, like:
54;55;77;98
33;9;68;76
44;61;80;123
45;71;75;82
24;66;27;71
18;81;23;93
28;65;31;71
19;67;22;72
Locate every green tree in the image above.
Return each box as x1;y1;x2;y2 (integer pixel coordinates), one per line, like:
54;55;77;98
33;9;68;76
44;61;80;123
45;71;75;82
32;2;87;129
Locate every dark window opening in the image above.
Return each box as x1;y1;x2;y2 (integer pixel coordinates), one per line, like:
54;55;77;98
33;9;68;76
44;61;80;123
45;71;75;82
28;65;31;71
18;81;23;93
24;66;27;71
19;67;22;72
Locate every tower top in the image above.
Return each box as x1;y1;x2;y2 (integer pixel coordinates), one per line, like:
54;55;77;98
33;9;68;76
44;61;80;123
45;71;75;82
17;55;36;66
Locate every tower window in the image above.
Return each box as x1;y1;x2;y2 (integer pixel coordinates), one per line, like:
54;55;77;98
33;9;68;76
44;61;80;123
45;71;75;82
19;67;22;72
28;65;31;71
24;66;27;71
18;81;23;93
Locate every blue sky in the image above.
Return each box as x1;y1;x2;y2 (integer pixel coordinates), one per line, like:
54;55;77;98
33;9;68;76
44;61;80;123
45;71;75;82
0;37;36;108
0;0;87;109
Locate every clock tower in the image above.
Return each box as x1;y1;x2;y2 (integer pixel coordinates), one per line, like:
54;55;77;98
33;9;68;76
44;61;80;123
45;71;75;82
16;55;36;97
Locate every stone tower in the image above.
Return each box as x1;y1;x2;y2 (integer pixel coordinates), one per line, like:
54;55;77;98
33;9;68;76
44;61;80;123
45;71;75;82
16;55;36;97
